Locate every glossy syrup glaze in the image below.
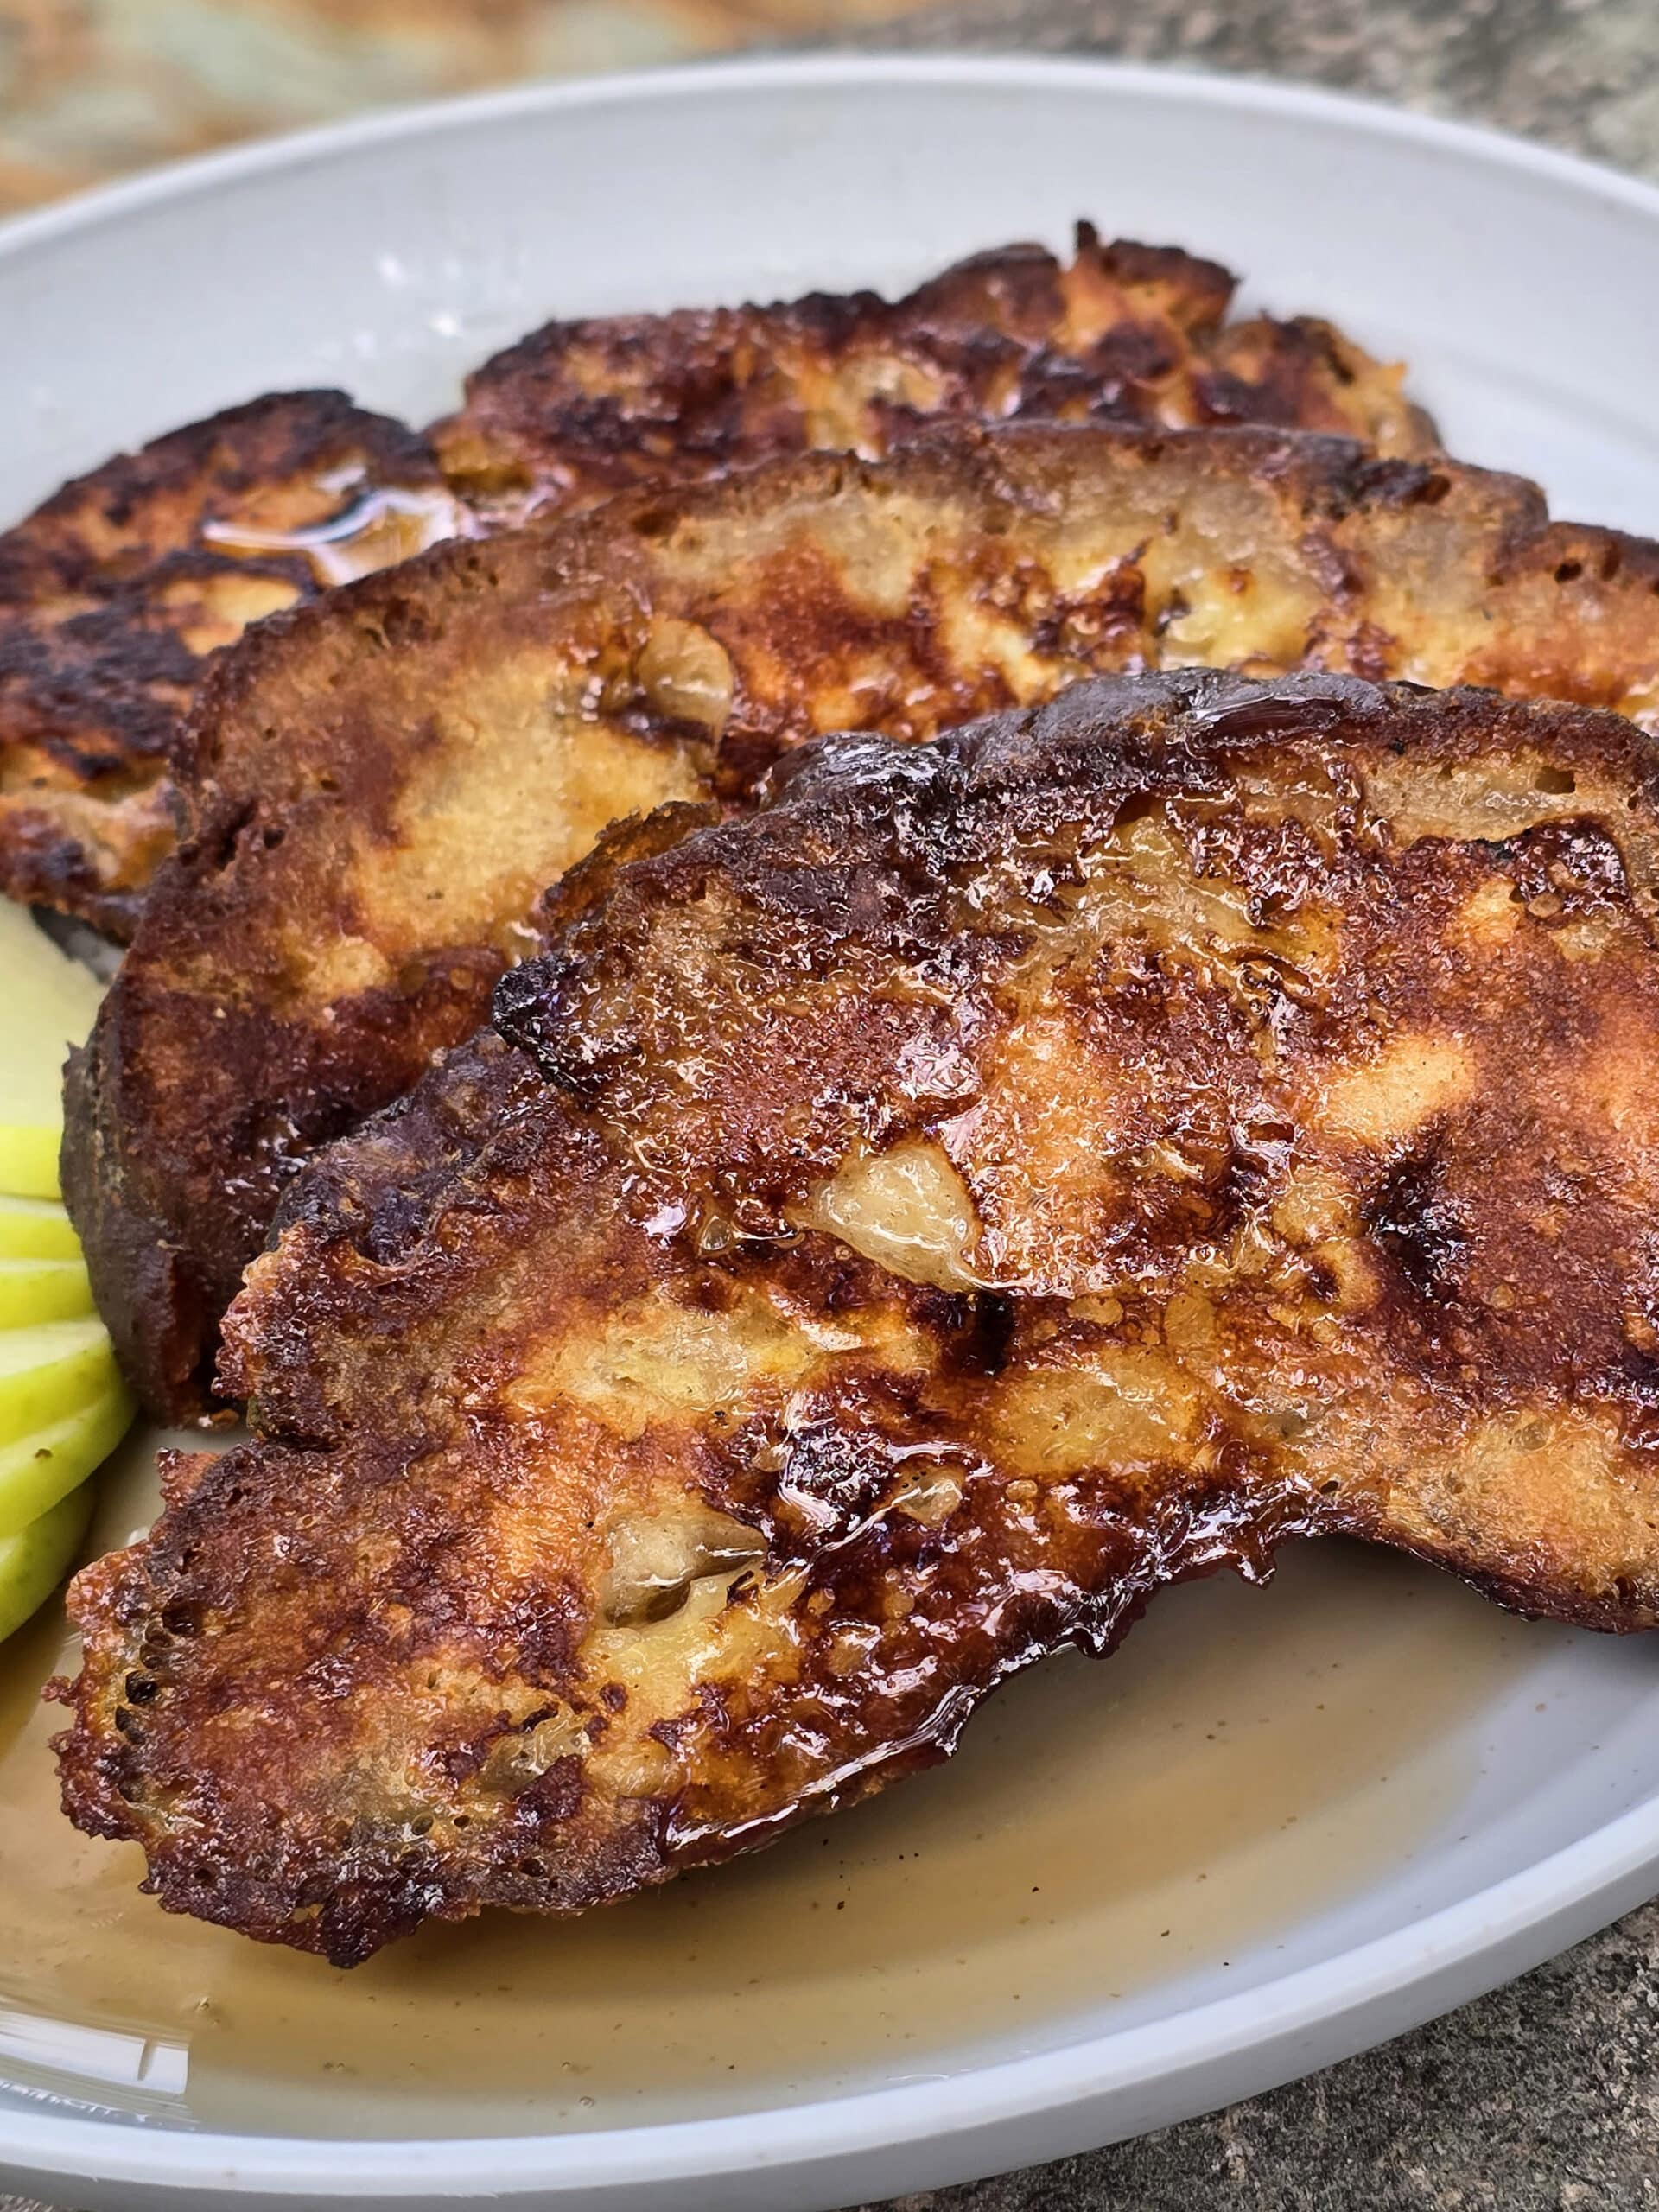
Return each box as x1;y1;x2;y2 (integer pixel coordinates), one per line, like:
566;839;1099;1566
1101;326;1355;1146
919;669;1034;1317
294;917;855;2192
0;398;452;938
200;479;467;588
72;425;1659;1421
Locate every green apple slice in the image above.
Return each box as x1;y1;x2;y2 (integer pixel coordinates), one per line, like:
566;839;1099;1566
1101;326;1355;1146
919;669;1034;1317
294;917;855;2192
0;903;105;1200
0;1388;131;1540
0;1130;60;1206
0;1482;93;1644
0;1196;81;1262
0;1320;120;1446
0;1257;93;1327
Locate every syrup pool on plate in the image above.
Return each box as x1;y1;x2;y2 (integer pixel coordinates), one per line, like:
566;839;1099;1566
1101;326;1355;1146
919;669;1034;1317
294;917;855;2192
1;1418;1534;2141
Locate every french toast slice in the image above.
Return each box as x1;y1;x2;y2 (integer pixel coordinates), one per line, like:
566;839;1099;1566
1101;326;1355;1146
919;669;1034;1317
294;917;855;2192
432;224;1433;517
0;392;459;936
63;423;1659;1421
1;232;1427;931
58;672;1659;1964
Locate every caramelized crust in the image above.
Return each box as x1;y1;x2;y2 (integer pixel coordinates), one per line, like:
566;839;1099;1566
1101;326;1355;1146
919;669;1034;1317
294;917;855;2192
0;392;459;935
432;225;1433;516
63;423;1659;1420
58;674;1659;1963
0;232;1427;934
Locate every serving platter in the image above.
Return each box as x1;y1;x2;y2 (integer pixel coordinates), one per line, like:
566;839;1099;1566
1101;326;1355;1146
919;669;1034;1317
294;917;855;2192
3;51;1659;2212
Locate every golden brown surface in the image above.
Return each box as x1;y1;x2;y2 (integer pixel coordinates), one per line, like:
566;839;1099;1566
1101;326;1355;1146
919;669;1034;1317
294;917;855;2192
2;232;1427;932
432;225;1433;517
57;672;1659;1964
0;391;460;936
64;422;1659;1421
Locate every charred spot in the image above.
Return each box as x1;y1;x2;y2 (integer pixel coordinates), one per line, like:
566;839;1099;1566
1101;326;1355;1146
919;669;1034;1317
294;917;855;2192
1495;817;1630;917
1033;562;1147;662
760;1415;904;1551
1611;1339;1659;1413
1339;456;1447;517
436;1728;501;1787
1211;1119;1297;1231
1363;1141;1470;1306
927;1288;1018;1377
964;1291;1017;1376
1084;320;1184;386
365;595;432;652
192;796;259;875
1192;690;1349;744
505;1755;585;1831
1153;587;1191;638
492;950;591;1084
1344;620;1397;685
818;1252;884;1316
498;1579;588;1688
1192;365;1293;429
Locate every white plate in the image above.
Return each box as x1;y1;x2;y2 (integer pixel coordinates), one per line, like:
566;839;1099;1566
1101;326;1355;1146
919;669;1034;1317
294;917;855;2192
3;51;1659;2212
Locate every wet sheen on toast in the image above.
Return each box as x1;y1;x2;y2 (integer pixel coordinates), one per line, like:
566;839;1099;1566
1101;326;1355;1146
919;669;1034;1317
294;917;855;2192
57;673;1659;1964
1;229;1429;933
62;423;1659;1420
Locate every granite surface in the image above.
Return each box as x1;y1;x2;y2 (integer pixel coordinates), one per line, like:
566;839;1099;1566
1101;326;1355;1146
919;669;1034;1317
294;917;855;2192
850;1922;1659;2212
5;3;1659;2210
871;0;1659;179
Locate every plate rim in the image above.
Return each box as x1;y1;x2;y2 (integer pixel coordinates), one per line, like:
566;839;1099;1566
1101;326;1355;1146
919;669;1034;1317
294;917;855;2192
5;45;1659;2202
7;40;1659;260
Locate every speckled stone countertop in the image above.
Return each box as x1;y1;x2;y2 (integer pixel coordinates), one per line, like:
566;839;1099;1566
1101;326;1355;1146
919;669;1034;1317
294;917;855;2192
6;6;1659;2212
868;0;1659;179
847;16;1659;2204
